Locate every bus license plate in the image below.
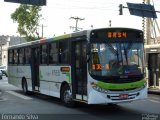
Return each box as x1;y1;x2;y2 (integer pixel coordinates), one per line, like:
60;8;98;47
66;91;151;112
119;94;128;99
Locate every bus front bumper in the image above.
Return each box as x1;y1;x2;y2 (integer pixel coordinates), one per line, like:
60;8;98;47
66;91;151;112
87;86;147;104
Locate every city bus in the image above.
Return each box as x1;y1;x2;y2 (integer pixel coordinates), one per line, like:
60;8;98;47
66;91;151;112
8;28;147;106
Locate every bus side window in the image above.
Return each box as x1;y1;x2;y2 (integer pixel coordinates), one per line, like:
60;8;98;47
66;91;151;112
8;50;13;64
49;42;59;64
13;49;18;64
19;48;24;64
25;47;31;64
59;41;70;64
40;44;47;64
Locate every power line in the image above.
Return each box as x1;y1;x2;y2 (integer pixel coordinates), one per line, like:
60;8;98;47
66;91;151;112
48;3;116;10
49;0;116;6
48;1;118;11
67;0;116;5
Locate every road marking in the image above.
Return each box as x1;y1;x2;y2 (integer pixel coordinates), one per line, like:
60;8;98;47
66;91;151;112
149;99;160;104
0;98;8;102
150;97;160;101
6;91;32;100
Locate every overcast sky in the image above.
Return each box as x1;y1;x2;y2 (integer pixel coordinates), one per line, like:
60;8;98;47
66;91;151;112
0;0;160;38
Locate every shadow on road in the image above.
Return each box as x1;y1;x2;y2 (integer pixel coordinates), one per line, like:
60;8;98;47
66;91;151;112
14;90;144;120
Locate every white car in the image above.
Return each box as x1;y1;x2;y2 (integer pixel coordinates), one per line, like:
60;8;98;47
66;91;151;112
0;66;7;77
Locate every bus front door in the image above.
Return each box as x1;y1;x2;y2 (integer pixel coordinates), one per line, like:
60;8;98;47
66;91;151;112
72;40;87;101
31;47;40;91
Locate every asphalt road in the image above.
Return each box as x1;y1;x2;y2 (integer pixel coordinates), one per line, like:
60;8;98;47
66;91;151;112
0;77;160;120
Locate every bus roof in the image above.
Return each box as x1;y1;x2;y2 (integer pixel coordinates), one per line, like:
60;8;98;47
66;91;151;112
8;27;142;49
8;30;88;49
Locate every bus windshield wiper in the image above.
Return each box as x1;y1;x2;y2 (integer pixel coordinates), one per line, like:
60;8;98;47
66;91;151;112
106;43;120;64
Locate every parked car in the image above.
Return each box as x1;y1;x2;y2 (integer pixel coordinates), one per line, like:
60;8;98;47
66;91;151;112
0;66;7;77
0;70;2;79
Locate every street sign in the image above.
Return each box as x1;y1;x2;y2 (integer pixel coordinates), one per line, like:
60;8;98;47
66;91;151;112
4;0;46;6
127;2;157;18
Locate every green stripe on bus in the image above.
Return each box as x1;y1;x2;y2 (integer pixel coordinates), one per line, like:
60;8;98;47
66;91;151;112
53;34;71;41
65;73;71;83
96;79;145;90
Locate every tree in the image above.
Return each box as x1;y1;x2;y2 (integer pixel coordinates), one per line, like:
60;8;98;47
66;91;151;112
11;5;42;41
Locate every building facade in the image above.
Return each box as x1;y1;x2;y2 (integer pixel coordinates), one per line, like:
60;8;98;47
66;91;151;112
145;44;160;89
0;35;26;67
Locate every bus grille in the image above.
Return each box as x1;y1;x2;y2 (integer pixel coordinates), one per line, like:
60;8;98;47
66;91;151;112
107;93;139;101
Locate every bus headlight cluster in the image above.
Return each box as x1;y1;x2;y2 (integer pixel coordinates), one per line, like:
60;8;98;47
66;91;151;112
91;82;108;93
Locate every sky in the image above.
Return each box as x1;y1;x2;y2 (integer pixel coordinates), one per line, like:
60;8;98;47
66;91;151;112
0;0;160;38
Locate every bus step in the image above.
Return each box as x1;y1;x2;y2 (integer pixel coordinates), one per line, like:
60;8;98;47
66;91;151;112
33;90;39;93
35;86;39;91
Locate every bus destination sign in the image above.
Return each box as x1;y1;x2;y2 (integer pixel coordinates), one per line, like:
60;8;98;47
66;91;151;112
107;31;127;39
90;28;143;42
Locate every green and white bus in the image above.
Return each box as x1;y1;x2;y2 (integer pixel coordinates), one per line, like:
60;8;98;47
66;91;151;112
8;28;147;106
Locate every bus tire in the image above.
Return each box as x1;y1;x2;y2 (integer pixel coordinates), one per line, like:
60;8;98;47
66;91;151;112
61;84;75;107
22;79;29;95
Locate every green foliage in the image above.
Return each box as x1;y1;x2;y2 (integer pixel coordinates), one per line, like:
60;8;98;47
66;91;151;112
11;5;42;41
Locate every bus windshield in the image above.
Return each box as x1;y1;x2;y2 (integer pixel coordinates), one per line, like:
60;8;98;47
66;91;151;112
89;42;144;78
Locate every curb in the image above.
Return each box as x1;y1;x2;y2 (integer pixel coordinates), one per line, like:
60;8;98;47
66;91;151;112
0;90;2;99
148;90;160;95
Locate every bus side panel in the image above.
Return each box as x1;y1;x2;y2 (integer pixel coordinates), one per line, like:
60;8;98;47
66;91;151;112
8;65;20;88
8;65;32;90
39;66;50;95
39;65;71;98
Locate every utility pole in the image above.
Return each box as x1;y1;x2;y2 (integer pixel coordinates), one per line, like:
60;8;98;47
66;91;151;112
144;0;160;88
142;17;146;43
146;0;152;45
145;0;160;44
70;16;85;32
37;24;47;39
142;0;147;44
41;24;47;38
109;20;112;27
91;25;93;29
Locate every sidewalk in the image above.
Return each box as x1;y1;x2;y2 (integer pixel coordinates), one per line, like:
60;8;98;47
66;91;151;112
0;89;4;100
148;88;160;95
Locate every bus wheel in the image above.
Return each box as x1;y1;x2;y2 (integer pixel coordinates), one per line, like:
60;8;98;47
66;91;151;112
61;84;75;107
22;79;29;95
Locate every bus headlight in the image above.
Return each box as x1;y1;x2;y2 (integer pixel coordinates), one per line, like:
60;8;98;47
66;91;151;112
91;82;108;93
